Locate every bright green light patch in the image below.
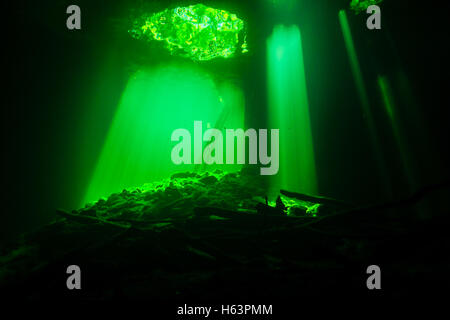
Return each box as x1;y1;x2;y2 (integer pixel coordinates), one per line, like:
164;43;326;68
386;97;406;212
350;0;383;14
267;195;320;217
266;25;318;197
129;4;248;61
83;64;244;205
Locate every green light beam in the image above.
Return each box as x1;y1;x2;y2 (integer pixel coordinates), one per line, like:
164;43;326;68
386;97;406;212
339;10;392;197
266;25;318;197
378;75;416;187
82;64;244;205
339;10;371;114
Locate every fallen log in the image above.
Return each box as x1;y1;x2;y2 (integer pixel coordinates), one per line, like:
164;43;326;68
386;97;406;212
280;190;353;208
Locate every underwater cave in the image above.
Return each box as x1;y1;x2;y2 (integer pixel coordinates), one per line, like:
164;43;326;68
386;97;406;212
2;0;450;308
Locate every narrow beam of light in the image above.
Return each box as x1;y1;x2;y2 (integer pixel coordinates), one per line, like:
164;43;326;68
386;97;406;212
378;75;416;187
266;25;318;196
338;10;371;119
82;64;244;205
339;10;391;196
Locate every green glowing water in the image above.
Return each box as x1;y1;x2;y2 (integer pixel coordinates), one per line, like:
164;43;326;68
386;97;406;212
83;64;244;205
129;4;248;61
266;25;318;196
350;0;384;14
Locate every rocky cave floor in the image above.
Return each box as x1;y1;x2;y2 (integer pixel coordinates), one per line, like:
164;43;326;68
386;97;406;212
0;170;449;304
